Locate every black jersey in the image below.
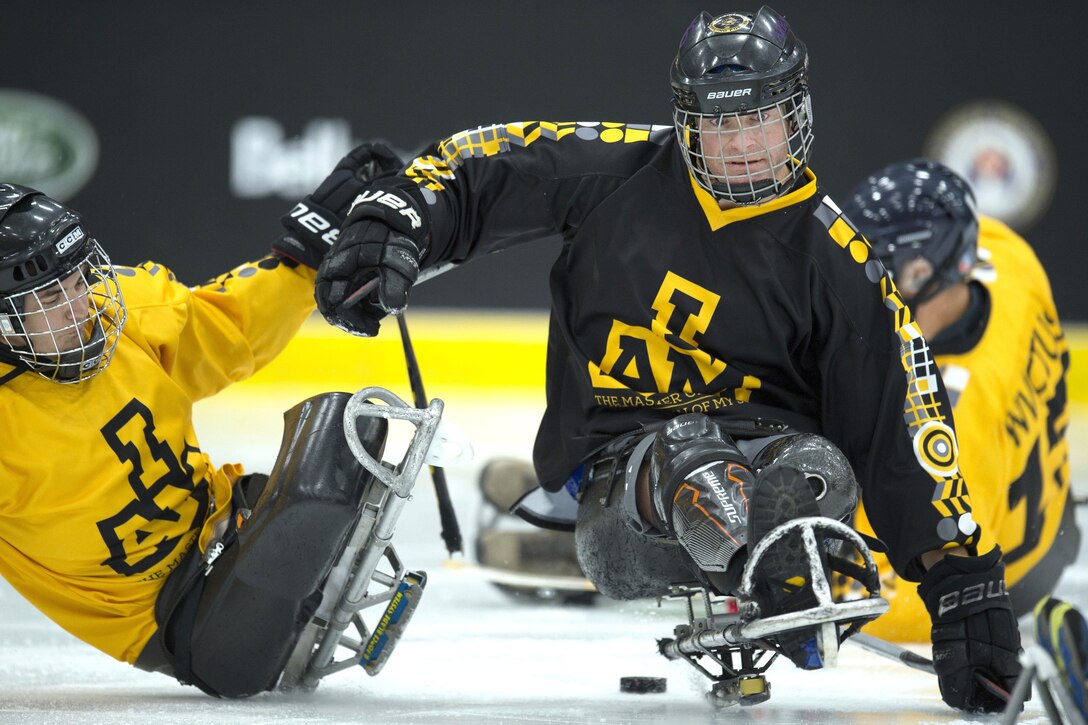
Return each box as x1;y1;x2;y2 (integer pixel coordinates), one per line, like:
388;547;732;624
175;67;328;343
402;121;977;579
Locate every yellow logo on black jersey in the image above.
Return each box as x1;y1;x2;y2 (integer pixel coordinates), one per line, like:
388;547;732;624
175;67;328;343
588;271;761;413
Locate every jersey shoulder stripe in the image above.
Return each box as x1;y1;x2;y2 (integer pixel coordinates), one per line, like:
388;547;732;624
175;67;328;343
406;122;672;192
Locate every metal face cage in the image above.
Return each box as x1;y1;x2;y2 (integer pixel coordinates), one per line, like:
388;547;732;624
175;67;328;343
674;89;813;206
0;242;126;383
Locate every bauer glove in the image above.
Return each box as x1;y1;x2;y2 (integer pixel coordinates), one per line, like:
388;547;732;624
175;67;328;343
272;142;403;269
918;546;1022;712
315;181;428;337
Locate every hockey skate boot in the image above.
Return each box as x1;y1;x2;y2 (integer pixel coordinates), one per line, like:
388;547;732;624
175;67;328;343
746;464;828;670
651;414;756;589
1035;595;1088;719
474;458;591;602
479;457;540;513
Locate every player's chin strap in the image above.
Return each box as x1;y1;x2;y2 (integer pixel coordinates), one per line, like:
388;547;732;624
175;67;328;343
0;331;29;386
0;344;31;386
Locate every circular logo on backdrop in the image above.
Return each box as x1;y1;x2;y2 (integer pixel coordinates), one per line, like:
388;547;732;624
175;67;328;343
0;89;99;201
923;99;1056;232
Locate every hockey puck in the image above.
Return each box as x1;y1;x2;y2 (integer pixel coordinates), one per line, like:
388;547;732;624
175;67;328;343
619;676;667;694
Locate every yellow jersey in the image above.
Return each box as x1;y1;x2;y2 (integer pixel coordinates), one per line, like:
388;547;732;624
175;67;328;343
853;217;1070;642
0;256;315;664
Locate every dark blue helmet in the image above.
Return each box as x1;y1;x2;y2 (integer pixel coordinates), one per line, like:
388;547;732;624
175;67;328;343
841;160;979;304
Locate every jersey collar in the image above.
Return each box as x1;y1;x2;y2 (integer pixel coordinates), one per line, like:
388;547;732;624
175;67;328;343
0;360;26;387
690;168;818;231
929;281;991;356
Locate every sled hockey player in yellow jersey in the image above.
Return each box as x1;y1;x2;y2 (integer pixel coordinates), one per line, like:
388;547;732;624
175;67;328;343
840;159;1076;643
0;141;433;697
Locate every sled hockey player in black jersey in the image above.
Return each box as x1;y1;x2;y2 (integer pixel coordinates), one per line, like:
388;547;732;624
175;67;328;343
315;5;1023;712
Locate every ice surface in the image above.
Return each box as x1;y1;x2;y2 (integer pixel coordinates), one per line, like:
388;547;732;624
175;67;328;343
3;387;1084;724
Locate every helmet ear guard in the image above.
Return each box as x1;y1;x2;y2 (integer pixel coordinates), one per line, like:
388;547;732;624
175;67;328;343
0;308;17;336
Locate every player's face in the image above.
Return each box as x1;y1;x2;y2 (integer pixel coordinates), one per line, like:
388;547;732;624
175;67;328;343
13;269;93;355
697;106;792;186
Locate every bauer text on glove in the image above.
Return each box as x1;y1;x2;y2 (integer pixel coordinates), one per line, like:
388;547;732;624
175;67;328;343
272;142;403;269
918;546;1022;713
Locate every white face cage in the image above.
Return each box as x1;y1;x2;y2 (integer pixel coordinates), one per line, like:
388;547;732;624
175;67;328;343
0;241;126;383
674;89;814;206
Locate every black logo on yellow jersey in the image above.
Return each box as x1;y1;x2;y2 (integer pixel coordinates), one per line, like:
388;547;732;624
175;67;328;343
97;398;209;578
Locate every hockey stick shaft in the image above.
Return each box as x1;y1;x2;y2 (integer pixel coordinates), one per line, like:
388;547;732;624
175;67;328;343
342;261;458;308
850;632;934;673
850;632;1011;703
341;277;378;308
396;312;463;555
339;262;465;555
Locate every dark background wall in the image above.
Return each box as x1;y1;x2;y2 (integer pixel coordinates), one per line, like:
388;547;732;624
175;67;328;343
3;2;1084;318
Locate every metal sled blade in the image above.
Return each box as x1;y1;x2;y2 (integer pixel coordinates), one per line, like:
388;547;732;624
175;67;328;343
659;595;887;662
361;571;427;676
739;598;889;641
278;387;443;692
658;516;887;707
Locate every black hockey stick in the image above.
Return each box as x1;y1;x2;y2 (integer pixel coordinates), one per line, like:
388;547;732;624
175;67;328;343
850;632;1011;703
395;311;463;555
340;261;458;309
343;265;464;556
850;632;936;673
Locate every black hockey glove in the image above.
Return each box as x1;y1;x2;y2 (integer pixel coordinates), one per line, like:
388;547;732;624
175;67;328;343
314;181;428;337
918;546;1022;713
272;142;403;269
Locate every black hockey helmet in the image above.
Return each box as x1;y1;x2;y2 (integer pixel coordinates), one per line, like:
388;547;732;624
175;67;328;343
671;6;813;205
0;183;126;382
0;184;93;295
841;160;979;305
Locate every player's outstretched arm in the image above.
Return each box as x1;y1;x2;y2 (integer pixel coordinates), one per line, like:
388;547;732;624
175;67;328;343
162;142;404;397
